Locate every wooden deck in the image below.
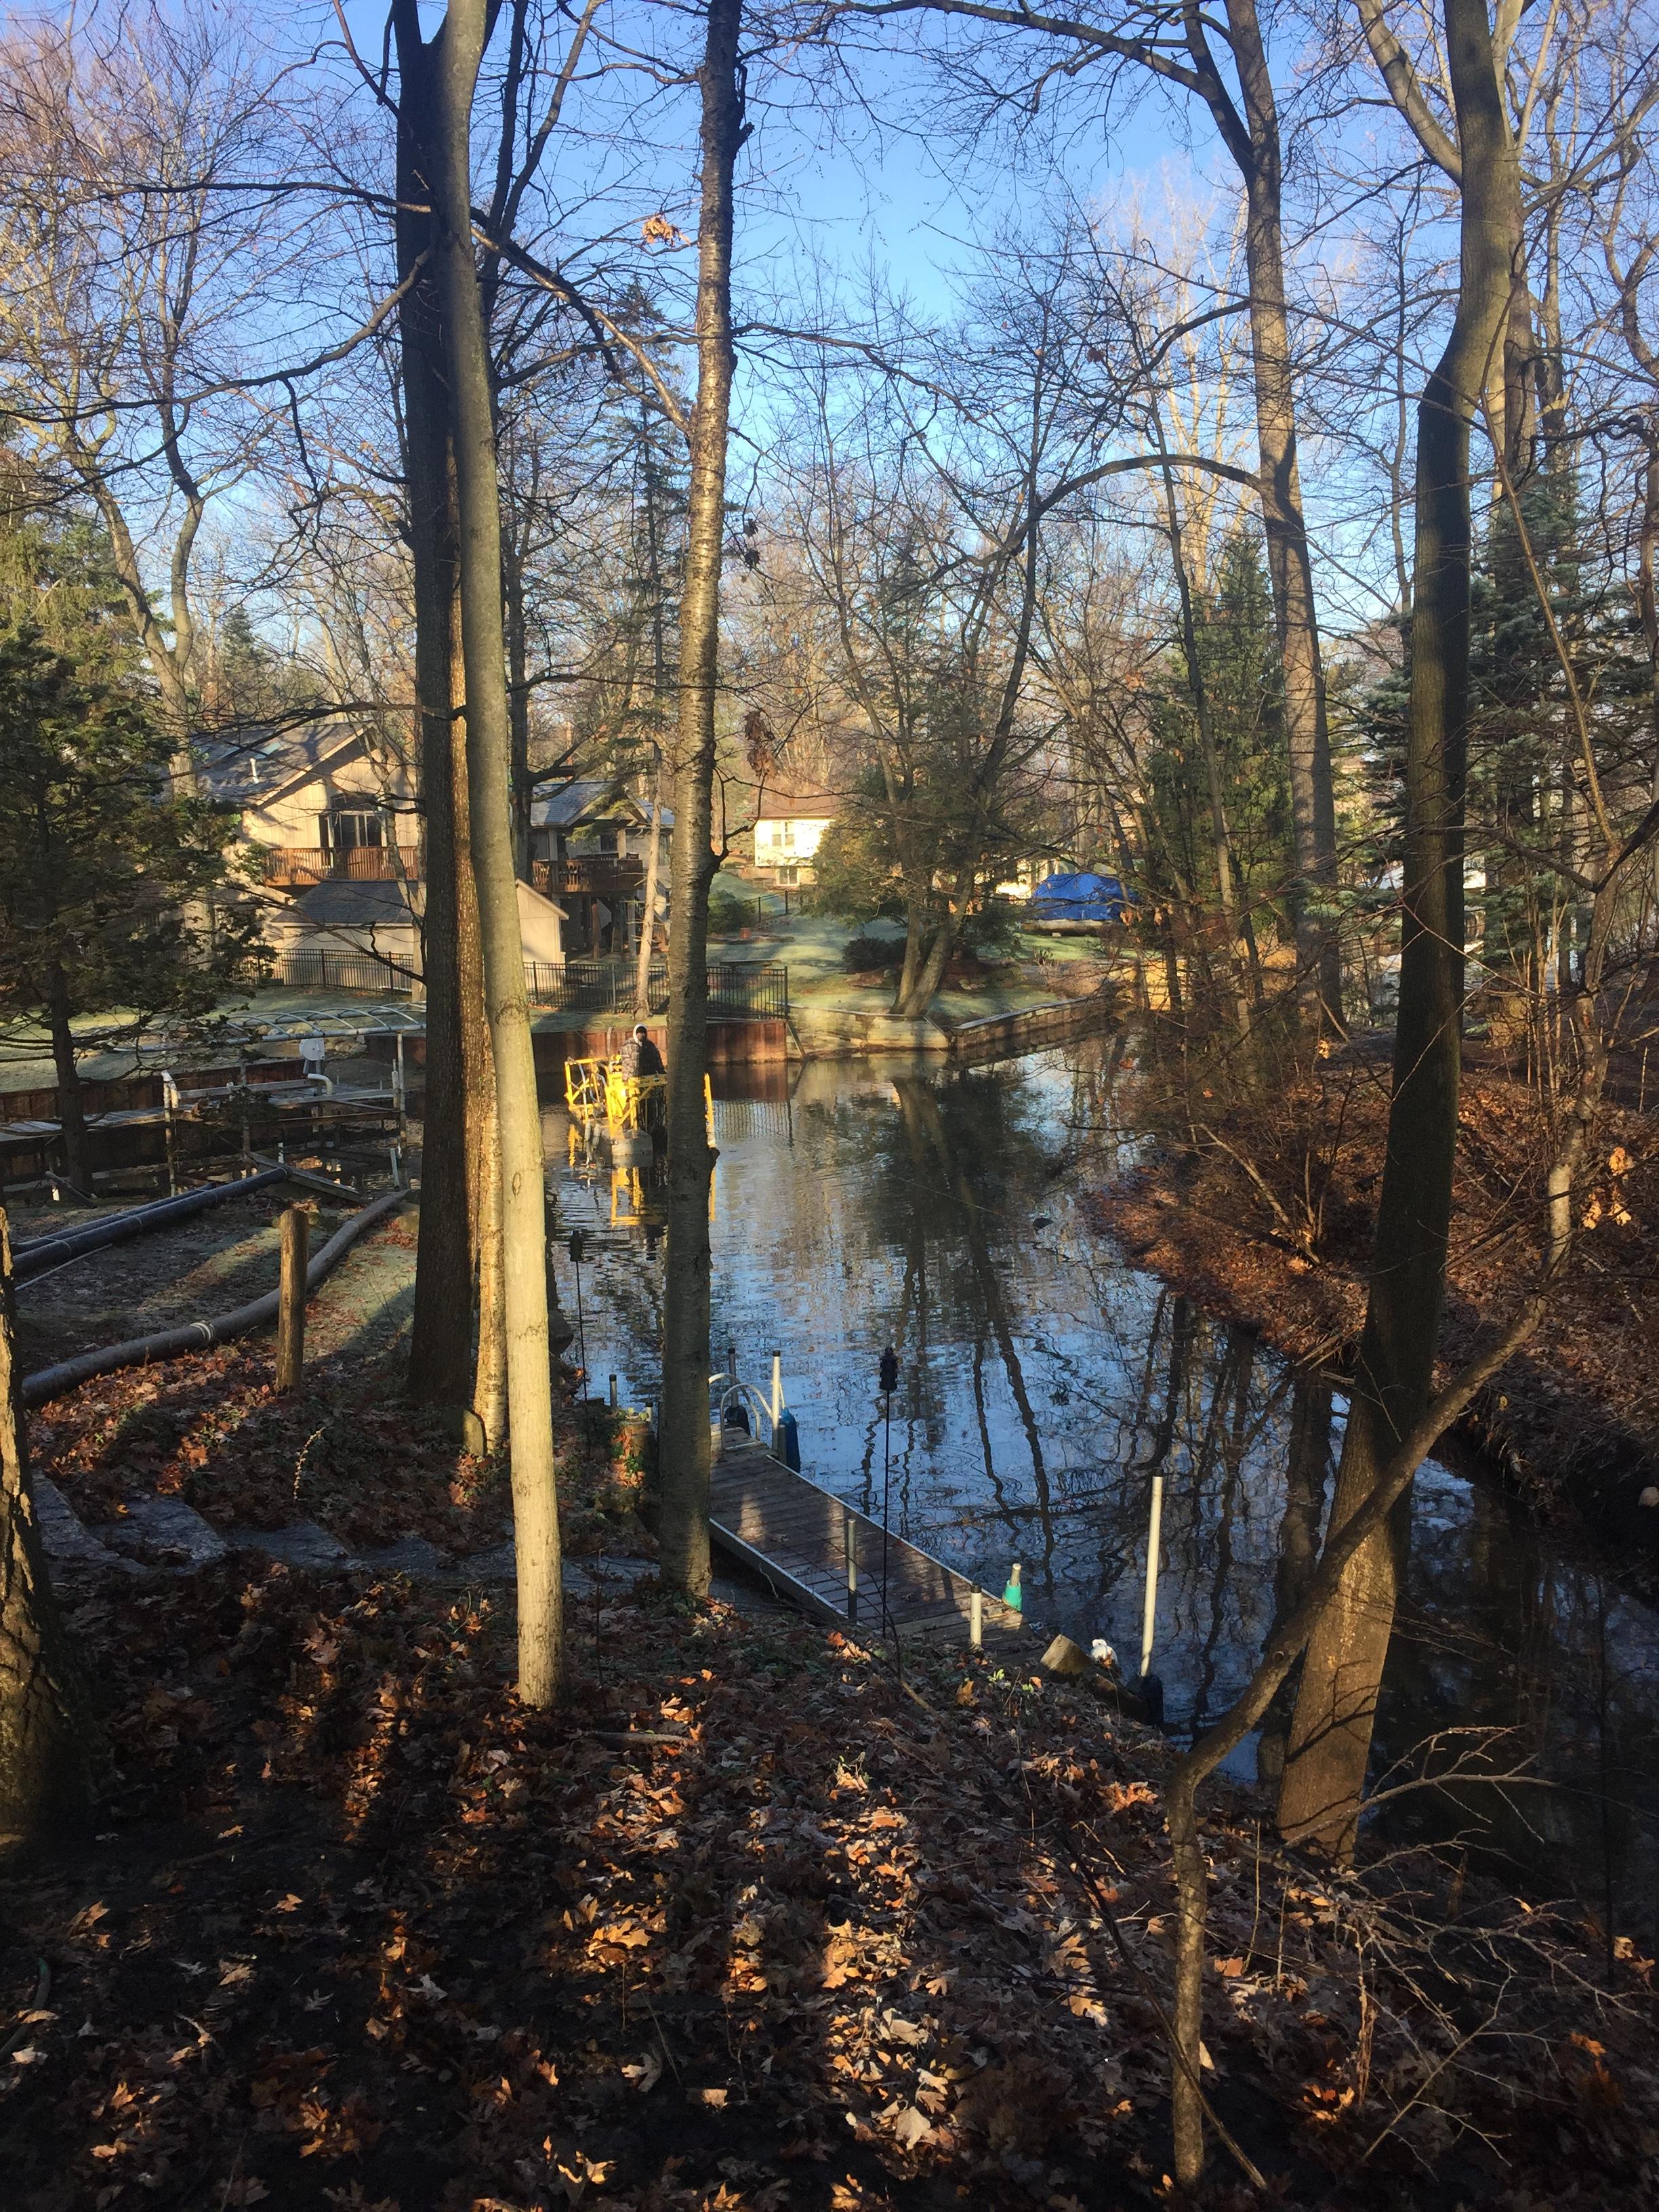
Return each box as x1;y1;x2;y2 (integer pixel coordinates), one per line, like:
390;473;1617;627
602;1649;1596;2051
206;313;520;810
709;1437;1030;1651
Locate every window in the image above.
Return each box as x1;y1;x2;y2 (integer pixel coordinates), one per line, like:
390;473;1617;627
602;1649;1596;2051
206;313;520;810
322;810;384;851
780;821;796;848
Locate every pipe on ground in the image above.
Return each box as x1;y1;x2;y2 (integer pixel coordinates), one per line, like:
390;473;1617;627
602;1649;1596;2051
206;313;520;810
21;1189;410;1408
11;1167;290;1283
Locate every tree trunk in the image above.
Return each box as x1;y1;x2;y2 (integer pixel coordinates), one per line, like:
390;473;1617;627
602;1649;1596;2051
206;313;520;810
399;22;477;1417
428;0;563;1702
890;862;933;1017
634;779;663;1017
0;1210;91;1843
893;859;969;1017
506;525;533;878
658;0;745;1597
1253;1374;1332;1792
46;967;91;1204
1277;0;1519;1860
451;574;509;1444
1211;0;1344;1022
470;1035;509;1444
1158;453;1254;1034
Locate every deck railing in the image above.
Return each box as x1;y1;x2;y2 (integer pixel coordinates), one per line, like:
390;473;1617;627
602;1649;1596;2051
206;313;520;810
531;857;647;898
264;846;422;885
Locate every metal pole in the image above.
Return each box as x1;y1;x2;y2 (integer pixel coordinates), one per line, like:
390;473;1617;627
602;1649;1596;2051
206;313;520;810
609;1373;618;1408
879;1345;899;1679
844;1509;857;1621
276;1205;309;1393
568;1229;588;1386
1140;1472;1164;1681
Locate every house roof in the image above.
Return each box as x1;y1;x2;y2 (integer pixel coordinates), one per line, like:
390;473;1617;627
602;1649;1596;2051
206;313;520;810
286;880;422;928
201;720;367;808
754;796;838;822
531;779;672;832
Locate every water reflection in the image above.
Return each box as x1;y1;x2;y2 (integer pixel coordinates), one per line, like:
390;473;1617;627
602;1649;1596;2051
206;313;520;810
546;1043;1659;1922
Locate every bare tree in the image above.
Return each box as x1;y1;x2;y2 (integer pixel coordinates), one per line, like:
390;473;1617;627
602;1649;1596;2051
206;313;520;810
0;5;304;779
657;0;748;1598
1277;0;1526;1856
843;0;1347;1016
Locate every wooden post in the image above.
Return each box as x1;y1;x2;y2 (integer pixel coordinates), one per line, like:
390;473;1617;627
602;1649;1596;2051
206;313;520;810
276;1205;309;1393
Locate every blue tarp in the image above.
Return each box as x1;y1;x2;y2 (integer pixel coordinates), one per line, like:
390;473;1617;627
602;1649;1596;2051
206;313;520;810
1031;869;1132;924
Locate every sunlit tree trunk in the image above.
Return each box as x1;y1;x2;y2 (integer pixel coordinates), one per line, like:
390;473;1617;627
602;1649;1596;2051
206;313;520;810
1277;0;1519;1859
0;1212;90;1842
634;779;664;1018
425;0;563;1700
658;0;745;1596
1213;0;1343;1022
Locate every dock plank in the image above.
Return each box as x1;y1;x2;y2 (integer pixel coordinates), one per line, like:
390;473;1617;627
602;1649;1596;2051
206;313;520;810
708;1439;1029;1649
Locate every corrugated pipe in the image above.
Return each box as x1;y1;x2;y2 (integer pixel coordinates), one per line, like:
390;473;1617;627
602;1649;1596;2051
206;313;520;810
11;1167;290;1284
21;1189;410;1408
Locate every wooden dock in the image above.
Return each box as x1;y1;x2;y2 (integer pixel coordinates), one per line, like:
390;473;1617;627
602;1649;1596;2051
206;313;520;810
709;1436;1030;1650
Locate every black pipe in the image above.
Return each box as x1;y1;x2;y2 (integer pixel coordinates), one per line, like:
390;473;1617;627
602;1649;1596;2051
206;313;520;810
21;1189;409;1407
11;1167;289;1284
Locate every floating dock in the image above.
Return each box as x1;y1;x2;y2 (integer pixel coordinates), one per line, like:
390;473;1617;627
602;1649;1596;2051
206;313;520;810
709;1435;1029;1650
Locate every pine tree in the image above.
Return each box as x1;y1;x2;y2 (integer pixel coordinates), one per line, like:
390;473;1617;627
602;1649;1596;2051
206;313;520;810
0;630;264;1200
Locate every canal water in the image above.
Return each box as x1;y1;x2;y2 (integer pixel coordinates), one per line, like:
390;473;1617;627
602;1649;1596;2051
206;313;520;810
548;1039;1659;1934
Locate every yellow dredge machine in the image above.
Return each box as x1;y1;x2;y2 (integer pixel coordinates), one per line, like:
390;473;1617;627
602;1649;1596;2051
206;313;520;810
562;1054;714;1226
562;1054;710;1134
562;1055;671;1132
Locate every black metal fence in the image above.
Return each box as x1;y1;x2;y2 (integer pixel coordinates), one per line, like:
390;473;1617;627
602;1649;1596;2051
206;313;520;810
272;949;790;1021
272;950;415;996
707;962;790;1020
523;960;789;1021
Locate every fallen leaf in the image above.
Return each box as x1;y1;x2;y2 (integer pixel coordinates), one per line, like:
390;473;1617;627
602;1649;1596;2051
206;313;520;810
621;2049;662;2093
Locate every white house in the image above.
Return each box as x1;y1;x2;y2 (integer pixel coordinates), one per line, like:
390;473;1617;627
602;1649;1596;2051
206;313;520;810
750;790;837;886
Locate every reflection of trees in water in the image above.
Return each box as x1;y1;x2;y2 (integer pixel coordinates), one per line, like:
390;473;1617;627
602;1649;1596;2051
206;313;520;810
1372;1486;1659;1927
1256;1376;1333;1790
555;1044;1659;1917
891;1073;1057;1578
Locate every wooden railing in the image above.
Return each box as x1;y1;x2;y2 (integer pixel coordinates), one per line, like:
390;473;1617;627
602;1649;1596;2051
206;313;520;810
532;857;646;897
264;846;421;886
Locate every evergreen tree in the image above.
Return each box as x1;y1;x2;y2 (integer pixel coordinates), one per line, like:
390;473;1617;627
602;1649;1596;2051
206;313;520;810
1142;527;1290;964
0;630;264;1200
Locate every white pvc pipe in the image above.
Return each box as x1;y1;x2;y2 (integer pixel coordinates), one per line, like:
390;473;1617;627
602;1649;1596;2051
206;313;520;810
1139;1474;1164;1680
771;1349;783;1425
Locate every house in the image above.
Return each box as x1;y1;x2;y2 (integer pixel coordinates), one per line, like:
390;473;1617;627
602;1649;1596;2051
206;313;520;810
206;720;568;980
750;788;837;886
203;722;419;888
529;779;670;956
261;876;568;984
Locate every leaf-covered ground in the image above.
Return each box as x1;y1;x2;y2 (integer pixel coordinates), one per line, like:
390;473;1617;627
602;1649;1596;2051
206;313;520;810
3;1533;1656;2211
